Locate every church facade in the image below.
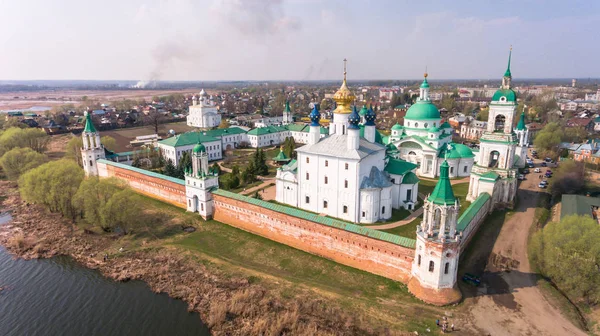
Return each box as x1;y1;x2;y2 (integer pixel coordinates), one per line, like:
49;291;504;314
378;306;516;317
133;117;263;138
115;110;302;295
276;62;420;224
187;89;221;129
388;75;475;179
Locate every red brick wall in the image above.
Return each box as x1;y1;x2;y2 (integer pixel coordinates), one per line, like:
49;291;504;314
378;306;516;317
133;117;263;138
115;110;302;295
213;195;415;283
102;163;187;208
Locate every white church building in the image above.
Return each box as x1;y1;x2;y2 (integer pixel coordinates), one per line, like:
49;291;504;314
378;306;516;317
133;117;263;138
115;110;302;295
388;74;475;179
276;61;420;224
187;89;221;129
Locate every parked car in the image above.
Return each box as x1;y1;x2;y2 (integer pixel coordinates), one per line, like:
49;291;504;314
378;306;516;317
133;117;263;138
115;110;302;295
534;168;541;173
538;183;547;188
523;168;530;174
545;157;552;162
540;180;548;186
532;150;538;155
518;174;526;180
541;162;547;167
462;273;481;286
528;163;535;168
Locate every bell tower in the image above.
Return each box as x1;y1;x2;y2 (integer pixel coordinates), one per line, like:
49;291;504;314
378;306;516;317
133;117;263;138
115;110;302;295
467;47;518;208
81;111;105;177
185;142;219;219
409;157;462;305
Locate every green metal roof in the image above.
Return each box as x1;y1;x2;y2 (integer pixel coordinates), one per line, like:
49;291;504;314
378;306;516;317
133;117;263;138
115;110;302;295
440;121;452;129
272;148;290;162
212;189;416;249
420;77;430;89
428;126;440;133
479;171;500;181
402;171;420;184
437;143;474;159
284;101;291;112
391;123;403;130
385;158;417;175
516;112;526;131
96;159;185;185
457;193;491;232
158;132;220;147
560;194;600;220
247;125;288;136
83;112;97;133
427;160;456;205
202;127;247;137
504;49;512;78
492;89;517;103
404;101;440;120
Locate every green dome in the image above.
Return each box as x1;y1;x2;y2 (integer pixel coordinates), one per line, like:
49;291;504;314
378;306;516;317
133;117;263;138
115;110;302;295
359;105;368;116
428;126;440;133
405;101;440;120
437;143;474;159
492;89;517;103
391;123;404;130
192;142;206;153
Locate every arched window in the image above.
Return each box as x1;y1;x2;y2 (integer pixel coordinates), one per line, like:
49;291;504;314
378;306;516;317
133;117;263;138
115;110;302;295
306;172;310;180
306;157;310;163
444;262;450;274
343;205;348;213
325;160;328;167
344;163;349;170
429;261;435;272
415;122;419;128
381;206;386;214
344;180;348;188
489;150;500;168
418;255;421;266
494;114;505;132
305;196;310;203
324;176;328;184
424;123;428;128
323;200;328;208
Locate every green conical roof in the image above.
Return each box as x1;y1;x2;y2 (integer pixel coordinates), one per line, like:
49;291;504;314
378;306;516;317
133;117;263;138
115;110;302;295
284;101;291;112
420;77;430;89
273;147;290;162
427;160;456;205
504;49;512;77
516;112;526;131
83;112;97;133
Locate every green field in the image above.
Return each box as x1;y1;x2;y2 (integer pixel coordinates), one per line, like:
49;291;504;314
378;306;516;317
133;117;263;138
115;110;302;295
117;193;447;333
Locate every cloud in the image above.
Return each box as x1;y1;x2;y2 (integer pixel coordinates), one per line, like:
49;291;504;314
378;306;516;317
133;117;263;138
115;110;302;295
133;4;148;23
210;0;301;38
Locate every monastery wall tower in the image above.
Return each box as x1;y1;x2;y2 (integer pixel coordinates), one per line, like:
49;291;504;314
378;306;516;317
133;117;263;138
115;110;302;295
408;156;462;305
185;143;219;219
81;111;105;177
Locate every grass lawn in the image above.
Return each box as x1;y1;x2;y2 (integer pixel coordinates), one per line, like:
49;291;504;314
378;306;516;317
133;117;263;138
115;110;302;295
381;217;420;238
116;194;446;333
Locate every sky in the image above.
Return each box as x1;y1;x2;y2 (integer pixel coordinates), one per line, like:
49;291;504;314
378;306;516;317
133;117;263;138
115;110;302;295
0;0;598;81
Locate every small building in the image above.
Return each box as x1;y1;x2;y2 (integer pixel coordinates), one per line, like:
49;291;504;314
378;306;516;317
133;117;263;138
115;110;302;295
246;125;288;148
560;194;600;223
158;132;223;165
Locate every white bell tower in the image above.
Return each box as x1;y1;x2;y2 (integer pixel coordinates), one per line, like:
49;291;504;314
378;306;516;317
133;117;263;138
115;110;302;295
185;142;219;219
81;111;105;177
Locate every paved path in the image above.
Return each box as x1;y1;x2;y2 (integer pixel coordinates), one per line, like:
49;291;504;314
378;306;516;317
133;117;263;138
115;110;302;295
240;179;275;197
466;153;586;336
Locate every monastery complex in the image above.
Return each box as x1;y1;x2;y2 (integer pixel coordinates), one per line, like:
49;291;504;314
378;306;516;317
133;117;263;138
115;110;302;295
81;53;524;305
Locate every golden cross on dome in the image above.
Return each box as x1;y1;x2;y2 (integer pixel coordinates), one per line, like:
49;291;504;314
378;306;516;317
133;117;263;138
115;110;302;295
343;58;347;81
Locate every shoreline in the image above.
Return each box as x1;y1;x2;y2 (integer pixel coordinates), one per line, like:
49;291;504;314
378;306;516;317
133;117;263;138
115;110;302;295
0;181;411;336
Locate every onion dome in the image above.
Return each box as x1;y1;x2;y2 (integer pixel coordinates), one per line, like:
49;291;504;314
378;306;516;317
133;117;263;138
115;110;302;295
332;59;355;114
192;142;206;154
359;105;368;116
405;102;440;120
348;106;361;130
309;105;320;126
420;73;430;89
437;143;474;159
364;106;376;126
391;123;404;131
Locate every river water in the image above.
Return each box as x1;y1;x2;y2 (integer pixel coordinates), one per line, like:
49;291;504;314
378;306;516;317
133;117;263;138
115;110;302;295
0;215;210;336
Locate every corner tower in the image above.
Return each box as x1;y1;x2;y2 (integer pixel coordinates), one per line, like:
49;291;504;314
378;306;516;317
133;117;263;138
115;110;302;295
514;110;529;167
409;157;462;305
185;142;219;219
282;101;293;125
467;48;518;208
81;111;105;177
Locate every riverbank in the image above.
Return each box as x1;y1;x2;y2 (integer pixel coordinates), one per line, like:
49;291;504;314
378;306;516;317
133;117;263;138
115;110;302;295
0;181;455;335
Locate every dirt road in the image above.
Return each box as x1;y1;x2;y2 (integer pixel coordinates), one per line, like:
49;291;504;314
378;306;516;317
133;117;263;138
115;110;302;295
465;159;586;336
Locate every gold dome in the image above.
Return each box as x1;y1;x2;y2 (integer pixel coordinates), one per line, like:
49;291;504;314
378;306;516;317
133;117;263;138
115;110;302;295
333;59;355;114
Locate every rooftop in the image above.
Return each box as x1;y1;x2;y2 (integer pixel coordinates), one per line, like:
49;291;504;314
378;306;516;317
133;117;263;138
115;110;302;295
295;134;385;160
